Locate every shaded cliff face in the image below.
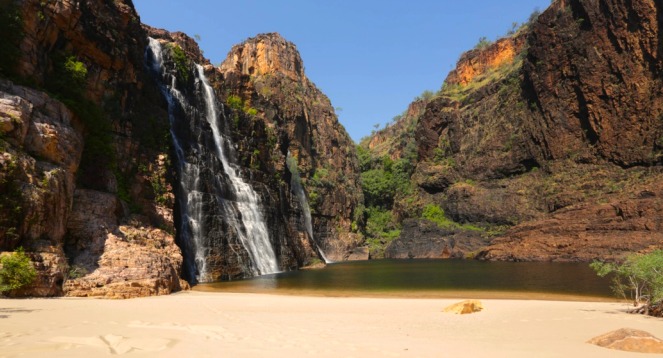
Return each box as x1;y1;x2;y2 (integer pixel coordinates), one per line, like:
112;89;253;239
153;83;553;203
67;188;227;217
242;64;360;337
218;33;363;261
479;0;663;261
523;0;663;167
374;0;663;262
0;0;185;297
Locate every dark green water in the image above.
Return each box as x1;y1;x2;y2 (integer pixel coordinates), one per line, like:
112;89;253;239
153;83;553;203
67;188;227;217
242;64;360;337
195;259;615;300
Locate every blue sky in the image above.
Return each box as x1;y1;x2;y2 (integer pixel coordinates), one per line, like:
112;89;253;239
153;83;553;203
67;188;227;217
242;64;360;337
134;0;552;142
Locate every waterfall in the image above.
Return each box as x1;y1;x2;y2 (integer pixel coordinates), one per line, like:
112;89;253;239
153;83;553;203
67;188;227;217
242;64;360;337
145;37;279;282
286;153;331;264
193;64;279;276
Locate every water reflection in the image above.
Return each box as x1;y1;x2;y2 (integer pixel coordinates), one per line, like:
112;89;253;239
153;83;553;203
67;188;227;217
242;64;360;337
196;259;614;300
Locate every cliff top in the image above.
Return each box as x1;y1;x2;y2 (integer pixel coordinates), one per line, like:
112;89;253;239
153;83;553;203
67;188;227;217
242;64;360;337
219;32;306;82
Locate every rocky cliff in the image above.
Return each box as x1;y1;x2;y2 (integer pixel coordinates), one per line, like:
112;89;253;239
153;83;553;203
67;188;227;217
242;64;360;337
368;0;663;262
0;0;187;297
1;0;364;296
363;98;427;161
218;33;363;262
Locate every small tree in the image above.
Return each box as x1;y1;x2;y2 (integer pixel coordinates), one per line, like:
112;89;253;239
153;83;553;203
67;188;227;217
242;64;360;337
474;37;492;50
590;250;663;316
0;247;37;293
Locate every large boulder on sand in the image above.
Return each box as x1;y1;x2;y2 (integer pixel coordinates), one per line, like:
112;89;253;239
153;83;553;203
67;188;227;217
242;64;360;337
588;328;663;354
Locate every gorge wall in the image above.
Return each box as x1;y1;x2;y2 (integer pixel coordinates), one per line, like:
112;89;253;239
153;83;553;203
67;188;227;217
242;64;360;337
363;0;663;262
0;0;362;296
218;33;363;262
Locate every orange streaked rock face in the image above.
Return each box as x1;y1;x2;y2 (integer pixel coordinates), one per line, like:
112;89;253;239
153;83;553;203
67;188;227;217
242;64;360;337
219;33;305;83
445;36;525;87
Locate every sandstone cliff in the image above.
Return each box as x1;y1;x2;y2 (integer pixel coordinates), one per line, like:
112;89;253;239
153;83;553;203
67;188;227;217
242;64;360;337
1;0;365;294
218;33;364;262
368;0;663;262
0;0;184;297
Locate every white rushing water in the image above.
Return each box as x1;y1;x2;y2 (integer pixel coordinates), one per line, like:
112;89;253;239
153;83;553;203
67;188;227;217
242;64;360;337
193;64;279;276
147;37;208;281
146;37;279;280
286;154;331;263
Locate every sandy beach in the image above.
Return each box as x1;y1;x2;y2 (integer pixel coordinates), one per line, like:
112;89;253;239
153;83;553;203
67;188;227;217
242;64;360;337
1;292;661;357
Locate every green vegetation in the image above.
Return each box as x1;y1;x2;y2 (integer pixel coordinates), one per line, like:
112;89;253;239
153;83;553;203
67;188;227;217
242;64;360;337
440;49;524;103
474;36;492;50
363;207;401;258
226;94;259;116
360;153;414;209
306;166;333;210
357;139;419;256
591;250;663;316
47;54;88;98
361;169;396;209
421;204;483;232
64;56;87;85
227;95;243;110
67;264;88;280
45;53;116;190
0;248;37;293
414;90;435;102
168;44;189;83
0;0;23;78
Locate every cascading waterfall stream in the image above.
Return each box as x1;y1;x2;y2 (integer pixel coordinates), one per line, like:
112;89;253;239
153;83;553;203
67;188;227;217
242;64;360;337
286;153;331;264
146;37;207;281
193;64;279;276
145;37;279;281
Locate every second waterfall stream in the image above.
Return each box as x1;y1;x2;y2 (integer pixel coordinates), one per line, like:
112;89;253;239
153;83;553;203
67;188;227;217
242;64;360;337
145;37;279;283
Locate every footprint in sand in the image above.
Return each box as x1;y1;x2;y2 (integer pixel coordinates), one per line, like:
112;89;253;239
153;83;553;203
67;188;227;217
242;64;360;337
128;320;236;341
50;334;174;355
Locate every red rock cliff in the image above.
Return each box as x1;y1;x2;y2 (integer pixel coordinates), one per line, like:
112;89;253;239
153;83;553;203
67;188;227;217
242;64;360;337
219;33;364;261
383;0;663;262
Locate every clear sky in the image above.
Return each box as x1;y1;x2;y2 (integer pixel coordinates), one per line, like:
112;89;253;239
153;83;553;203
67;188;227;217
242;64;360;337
134;0;552;142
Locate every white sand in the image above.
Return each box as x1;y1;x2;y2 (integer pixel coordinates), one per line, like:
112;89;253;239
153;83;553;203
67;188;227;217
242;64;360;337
0;292;661;357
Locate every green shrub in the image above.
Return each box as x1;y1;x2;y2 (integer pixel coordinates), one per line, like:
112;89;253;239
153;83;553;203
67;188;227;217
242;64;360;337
225;95;259;115
67;264;88;280
422;204;484;232
64;56;87;85
364;207;401;258
168;44;189;82
474;37;492;50
310;167;332;188
361;169;396;208
0;247;37;292
591;250;663;316
422;204;452;228
47;54;88;98
226;95;243;111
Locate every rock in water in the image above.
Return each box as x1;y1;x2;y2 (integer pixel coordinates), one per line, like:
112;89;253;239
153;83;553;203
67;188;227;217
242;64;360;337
443;300;483;314
588;328;663;354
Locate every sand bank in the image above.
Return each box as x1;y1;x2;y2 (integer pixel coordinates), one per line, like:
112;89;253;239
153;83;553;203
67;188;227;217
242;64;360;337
1;292;661;357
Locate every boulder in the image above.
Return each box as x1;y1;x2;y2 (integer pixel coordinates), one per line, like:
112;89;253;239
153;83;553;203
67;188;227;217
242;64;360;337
443;300;484;314
588;328;663;354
